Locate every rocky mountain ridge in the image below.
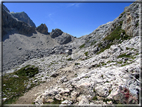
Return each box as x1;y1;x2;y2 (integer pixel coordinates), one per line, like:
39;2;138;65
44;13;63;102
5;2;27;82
11;11;36;28
2;4;76;72
2;1;141;106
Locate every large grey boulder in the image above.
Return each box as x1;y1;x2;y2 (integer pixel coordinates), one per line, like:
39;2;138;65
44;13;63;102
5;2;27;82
11;11;36;27
36;24;48;34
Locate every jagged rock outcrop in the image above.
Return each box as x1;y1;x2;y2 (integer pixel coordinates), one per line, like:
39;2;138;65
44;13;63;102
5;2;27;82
36;24;48;34
50;29;75;44
50;28;63;38
55;33;75;45
2;5;36;36
11;12;36;27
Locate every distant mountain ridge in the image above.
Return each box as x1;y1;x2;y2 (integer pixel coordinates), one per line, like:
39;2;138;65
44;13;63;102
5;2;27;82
11;11;36;27
2;4;36;36
2;4;76;72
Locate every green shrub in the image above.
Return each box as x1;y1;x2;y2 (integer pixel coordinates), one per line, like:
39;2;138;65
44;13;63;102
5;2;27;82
117;53;131;58
104;25;129;42
14;65;38;78
67;57;73;61
79;44;85;49
97;23;130;54
91;41;96;46
84;52;88;56
75;63;80;65
126;47;130;50
136;22;139;27
92;96;98;100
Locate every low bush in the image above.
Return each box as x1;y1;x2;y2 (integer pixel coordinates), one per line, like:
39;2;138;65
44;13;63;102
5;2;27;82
84;52;88;56
79;44;85;49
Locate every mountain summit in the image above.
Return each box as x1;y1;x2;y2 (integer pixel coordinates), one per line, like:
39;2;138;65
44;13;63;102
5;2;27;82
11;11;36;28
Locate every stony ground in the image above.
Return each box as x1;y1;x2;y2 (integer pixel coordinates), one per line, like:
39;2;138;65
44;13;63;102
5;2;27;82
5;35;140;106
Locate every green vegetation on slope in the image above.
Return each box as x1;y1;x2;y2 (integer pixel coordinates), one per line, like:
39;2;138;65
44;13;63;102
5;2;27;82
3;65;39;104
79;44;85;49
97;21;130;54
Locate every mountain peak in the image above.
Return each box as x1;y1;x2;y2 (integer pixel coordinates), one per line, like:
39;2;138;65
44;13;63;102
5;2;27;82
36;23;48;34
11;11;36;27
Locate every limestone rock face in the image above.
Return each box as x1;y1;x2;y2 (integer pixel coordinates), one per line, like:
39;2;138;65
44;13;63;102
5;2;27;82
36;24;48;34
11;12;36;27
2;5;36;36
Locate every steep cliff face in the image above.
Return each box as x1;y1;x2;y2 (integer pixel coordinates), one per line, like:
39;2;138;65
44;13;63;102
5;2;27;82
11;12;36;28
2;4;36;36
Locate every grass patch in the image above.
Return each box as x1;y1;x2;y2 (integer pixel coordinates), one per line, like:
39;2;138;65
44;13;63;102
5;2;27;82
92;96;98;100
91;41;96;46
91;64;101;68
97;43;113;54
117;61;123;64
79;44;85;49
126;47;130;50
117;53;131;58
121;63;131;67
109;89;112;94
107;61;111;63
85;76;89;78
14;65;38;78
97;22;130;54
67;57;73;61
103;25;129;42
84;52;88;56
100;62;106;66
2;65;39;104
75;63;80;65
93;89;96;93
136;22;139;27
75;73;78;77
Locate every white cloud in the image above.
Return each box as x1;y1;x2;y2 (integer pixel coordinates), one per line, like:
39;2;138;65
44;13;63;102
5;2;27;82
68;3;81;8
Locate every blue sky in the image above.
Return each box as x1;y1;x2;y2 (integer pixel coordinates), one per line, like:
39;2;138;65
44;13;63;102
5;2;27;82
3;1;133;37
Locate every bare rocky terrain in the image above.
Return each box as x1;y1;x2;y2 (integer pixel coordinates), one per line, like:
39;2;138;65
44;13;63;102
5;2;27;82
2;1;141;106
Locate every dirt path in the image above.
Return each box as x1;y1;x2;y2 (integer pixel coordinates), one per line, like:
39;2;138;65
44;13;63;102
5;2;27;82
15;76;60;104
15;61;78;104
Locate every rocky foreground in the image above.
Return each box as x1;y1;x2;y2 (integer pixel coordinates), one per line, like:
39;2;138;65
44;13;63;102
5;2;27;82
2;1;141;106
12;35;140;106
